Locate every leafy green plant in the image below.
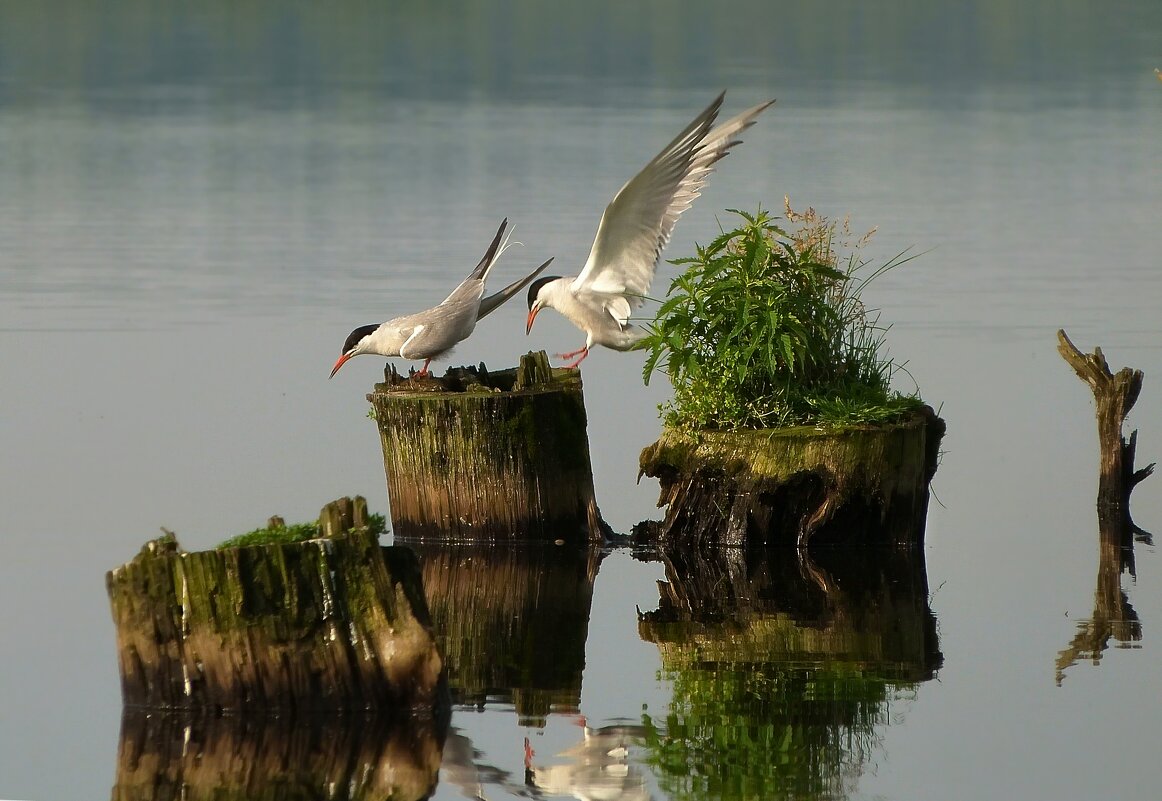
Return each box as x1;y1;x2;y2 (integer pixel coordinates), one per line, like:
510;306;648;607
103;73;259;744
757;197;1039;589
643;203;922;429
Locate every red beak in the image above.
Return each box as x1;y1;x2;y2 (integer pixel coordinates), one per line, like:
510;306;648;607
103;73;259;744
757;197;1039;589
329;352;353;379
525;305;540;335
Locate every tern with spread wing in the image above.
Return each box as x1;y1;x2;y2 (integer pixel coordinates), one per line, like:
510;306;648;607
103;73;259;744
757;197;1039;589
330;219;552;378
525;92;774;367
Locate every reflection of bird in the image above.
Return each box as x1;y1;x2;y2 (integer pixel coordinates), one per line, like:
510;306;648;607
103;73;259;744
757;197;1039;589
330;219;552;378
525;92;774;368
524;716;653;801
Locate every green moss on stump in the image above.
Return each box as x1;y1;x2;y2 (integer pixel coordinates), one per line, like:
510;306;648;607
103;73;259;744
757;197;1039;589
106;516;444;714
639;406;945;548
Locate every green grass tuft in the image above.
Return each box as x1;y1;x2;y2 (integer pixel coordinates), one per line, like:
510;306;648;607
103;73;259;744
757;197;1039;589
642;203;924;430
217;513;387;549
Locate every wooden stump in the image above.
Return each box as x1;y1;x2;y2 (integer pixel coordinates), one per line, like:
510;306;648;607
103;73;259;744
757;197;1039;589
368;351;605;542
106;501;444;714
1057;329;1154;542
407;541;602;726
113;710;447;801
638;406;944;549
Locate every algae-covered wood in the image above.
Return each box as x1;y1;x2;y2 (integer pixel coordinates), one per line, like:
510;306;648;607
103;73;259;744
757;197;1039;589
113;711;446;801
639;406;944;548
368;351;605;541
106;527;444;713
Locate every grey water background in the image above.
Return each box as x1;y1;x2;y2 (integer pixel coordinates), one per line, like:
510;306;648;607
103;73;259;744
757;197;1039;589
2;1;1161;798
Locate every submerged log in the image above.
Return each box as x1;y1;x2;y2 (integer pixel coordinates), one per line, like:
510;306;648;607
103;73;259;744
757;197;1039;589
106;501;444;714
368;351;606;542
113;710;447;801
407;541;603;726
638;406;944;549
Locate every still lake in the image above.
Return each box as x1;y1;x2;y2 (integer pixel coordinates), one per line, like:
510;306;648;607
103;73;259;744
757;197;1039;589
2;2;1161;799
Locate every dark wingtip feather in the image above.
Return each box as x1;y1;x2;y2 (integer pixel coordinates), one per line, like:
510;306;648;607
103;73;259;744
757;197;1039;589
468;218;510;281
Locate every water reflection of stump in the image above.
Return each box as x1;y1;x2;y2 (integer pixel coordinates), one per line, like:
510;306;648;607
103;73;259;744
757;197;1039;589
368;351;606;542
112;711;447;801
407;541;603;726
638;406;945;549
638;545;941;800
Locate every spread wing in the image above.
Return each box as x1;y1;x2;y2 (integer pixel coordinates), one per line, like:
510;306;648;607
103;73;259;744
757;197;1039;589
572;94;774;309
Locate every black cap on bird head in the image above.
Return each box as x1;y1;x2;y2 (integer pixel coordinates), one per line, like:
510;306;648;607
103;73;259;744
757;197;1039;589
341;323;379;355
527;275;562;309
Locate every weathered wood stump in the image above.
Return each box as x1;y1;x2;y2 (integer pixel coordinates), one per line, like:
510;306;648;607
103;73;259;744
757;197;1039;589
1057;329;1154;543
113;710;447;801
638;406;944;549
368;351;606;542
106;500;444;714
407;541;602;726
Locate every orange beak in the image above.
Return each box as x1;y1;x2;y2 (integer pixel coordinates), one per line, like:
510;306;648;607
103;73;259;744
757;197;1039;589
525;305;540;335
329;352;353;379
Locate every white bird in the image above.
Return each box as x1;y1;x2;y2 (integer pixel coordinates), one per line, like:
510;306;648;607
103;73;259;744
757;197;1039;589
330;219;552;378
525;92;774;367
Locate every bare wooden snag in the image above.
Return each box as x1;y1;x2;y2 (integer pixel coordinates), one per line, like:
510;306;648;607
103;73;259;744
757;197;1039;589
1056;329;1154;539
106;498;444;714
367;351;606;542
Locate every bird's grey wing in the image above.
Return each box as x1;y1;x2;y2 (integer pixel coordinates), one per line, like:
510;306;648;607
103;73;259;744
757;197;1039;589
476;257;554;321
572;94;774;308
397;296;480;359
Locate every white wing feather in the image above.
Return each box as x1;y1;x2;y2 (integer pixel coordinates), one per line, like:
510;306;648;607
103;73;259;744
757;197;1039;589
572;94;775;309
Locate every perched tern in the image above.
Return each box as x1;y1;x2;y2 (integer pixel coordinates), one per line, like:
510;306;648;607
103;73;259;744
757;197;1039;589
330;219;552;378
525;92;774;368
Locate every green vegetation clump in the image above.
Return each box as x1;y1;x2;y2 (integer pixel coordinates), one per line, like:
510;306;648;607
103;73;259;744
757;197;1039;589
643;203;924;429
217;513;387;549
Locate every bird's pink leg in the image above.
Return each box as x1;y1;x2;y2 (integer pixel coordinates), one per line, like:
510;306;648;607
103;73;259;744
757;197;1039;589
415;358;432;377
563;347;590;369
555;344;588;360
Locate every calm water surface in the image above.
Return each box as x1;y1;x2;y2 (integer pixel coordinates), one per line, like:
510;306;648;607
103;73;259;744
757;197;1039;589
2;3;1161;800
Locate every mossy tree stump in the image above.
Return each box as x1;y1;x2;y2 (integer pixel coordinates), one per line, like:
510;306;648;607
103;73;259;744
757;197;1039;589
106;500;444;714
368;351;605;542
638;407;944;549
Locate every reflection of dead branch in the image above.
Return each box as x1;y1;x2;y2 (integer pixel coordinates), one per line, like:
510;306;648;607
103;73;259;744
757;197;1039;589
1055;540;1142;685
